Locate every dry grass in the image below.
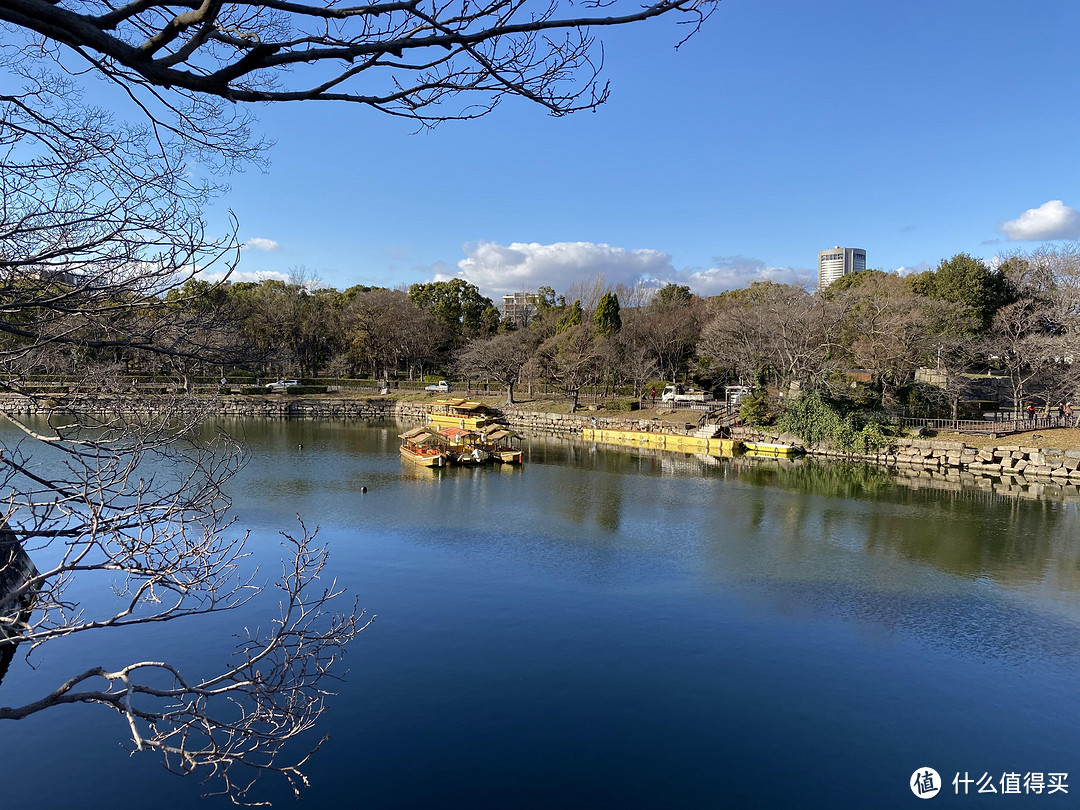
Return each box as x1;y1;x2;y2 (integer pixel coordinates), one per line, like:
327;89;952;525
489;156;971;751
932;427;1080;450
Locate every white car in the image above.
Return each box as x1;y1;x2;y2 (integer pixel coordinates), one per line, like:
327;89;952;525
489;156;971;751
425;380;451;393
266;379;299;389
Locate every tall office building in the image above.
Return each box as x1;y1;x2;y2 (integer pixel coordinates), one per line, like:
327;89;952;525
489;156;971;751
817;246;866;289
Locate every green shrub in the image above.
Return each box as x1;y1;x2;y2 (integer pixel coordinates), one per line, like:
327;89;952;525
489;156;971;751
738;392;772;427
777;390;894;452
286;386;328;395
608;398;640;412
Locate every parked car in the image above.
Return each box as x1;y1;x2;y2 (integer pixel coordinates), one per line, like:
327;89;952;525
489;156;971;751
425;380;451;393
266;379;299;389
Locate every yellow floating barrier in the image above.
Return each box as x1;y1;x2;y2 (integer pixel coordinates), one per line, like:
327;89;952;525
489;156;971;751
583;428;739;456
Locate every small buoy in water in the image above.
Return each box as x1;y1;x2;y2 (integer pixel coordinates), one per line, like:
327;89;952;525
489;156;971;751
298;443;304;449
361;486;368;493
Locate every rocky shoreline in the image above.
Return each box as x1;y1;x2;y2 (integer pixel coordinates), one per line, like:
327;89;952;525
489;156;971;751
5;393;1080;486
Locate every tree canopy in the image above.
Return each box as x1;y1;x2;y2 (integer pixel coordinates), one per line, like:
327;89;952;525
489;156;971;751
907;253;1014;332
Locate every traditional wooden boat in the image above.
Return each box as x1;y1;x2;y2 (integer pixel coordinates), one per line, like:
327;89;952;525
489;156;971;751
437;426;491;465
742;441;804;458
481;426;523;464
428;399;493;431
399;426;448;467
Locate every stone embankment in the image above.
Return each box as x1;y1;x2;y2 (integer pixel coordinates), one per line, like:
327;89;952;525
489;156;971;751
0;394;657;434
732;426;1080;483
499;407;684;436
8;393;1079;485
0;394;427;421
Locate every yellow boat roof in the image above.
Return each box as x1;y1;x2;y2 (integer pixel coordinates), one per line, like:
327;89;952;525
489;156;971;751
482;428;519;442
399;426;439;440
433;399;489;412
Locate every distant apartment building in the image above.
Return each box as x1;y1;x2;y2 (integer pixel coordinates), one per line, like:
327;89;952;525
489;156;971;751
817;246;866;289
501;291;537;327
27;268;80;286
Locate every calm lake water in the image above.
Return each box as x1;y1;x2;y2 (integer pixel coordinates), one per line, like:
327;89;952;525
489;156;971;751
1;418;1078;807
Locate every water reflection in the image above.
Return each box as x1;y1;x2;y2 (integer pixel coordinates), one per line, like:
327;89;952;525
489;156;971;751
526;436;1080;616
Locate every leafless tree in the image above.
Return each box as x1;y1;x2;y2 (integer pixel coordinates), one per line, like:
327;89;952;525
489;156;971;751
343;287;428;378
527;323;602;412
619;341;658;398
989;246;1080;408
613;280;655;309
457;329;533;404
0;74;367;804
563;273;610;316
699;283;831;387
623;295;705;383
0;0;718;157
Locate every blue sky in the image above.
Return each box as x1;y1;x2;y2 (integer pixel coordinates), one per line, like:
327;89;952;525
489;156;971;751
204;0;1080;299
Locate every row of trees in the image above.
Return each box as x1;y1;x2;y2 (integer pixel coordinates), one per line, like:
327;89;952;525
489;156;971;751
122;247;1080;415
702;248;1080;413
135;273;708;410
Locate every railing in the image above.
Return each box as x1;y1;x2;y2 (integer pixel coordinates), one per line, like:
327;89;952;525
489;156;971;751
639;396;722;411
698;404;740;427
899;415;1076;434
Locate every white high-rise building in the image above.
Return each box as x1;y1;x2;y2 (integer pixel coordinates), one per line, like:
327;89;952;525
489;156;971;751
501;291;537;327
817;246;866;289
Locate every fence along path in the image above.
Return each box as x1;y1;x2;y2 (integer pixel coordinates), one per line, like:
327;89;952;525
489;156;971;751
899;414;1076;435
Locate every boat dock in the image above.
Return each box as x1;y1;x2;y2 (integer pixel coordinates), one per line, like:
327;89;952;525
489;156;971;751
583;427;740;455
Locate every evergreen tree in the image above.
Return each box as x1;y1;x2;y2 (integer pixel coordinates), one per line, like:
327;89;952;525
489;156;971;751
594;291;622;337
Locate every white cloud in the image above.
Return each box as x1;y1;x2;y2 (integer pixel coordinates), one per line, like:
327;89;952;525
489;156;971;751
199;269;291;284
894;262;932;276
998;200;1080;241
444;241;676;299
242;237;282;252
682;255;812;295
438;241;807;300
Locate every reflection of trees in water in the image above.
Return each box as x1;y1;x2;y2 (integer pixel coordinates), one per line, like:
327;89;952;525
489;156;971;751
726;457;1080;599
540;436;1080;598
732;457;896;500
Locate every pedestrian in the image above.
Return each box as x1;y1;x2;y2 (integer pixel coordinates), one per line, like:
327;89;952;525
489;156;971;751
1066;402;1075;426
1026;403;1036;423
1058;401;1066;422
650;386;657;407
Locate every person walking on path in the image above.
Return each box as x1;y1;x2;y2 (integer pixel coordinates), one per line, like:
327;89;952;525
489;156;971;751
1027;403;1037;425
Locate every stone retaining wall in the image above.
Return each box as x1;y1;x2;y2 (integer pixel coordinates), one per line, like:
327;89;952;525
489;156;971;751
731;426;1080;483
0;394;663;436
9;394;1078;483
499;407;688;436
0;394;426;421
